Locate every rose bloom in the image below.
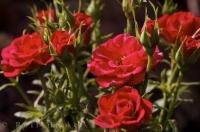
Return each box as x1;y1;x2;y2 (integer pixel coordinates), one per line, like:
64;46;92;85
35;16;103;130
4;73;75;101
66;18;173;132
1;33;53;77
73;12;93;32
36;9;56;24
146;12;200;43
51;30;75;55
87;34;163;88
73;12;93;44
182;33;200;58
94;86;152;130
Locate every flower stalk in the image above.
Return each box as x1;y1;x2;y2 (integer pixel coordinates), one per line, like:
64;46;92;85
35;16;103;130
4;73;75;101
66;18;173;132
15;81;32;106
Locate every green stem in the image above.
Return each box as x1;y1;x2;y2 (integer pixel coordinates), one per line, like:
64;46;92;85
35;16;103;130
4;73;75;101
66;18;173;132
163;73;182;129
15;83;32;106
57;57;78;110
131;5;140;38
167;65;179;86
160;63;181;130
87;0;102;51
158;92;167;123
146;55;153;72
126;17;133;34
122;0;134;34
164;91;177;126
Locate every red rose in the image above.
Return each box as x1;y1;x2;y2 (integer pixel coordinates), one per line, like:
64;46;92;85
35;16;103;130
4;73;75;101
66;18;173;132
87;34;163;88
36;9;56;24
73;12;93;32
94;86;152;129
51;30;75;55
73;12;93;44
182;34;200;57
1;33;53;77
146;12;200;43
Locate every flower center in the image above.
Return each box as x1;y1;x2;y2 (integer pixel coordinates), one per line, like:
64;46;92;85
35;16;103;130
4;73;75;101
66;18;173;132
115;59;122;65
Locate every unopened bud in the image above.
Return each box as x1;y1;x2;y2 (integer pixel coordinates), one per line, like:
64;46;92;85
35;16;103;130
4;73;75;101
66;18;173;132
140;28;154;55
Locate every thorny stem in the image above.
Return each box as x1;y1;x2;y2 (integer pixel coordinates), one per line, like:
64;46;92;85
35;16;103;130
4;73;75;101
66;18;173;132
158;92;167;123
159;62;181;129
164;72;182;129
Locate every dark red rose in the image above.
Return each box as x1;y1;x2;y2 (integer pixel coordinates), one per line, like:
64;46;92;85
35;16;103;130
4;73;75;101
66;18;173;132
182;33;200;57
36;9;56;24
87;34;163;88
146;12;200;43
94;86;152;129
73;12;93;44
1;33;53;77
73;12;93;32
51;30;75;55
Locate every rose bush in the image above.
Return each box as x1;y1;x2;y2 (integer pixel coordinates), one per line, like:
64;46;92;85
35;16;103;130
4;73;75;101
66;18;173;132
94;86;152;130
1;33;53;77
88;34;163;88
1;1;199;131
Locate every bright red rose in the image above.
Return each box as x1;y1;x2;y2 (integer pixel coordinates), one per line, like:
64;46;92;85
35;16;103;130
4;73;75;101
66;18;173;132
146;12;200;43
51;30;75;55
87;34;163;88
94;86;152;129
73;12;93;32
36;9;56;24
1;33;53;77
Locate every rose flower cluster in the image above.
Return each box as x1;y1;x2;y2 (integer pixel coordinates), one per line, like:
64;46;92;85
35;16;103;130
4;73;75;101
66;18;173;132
1;2;200;131
88;34;163;130
87;12;200;131
146;12;200;58
1;10;92;77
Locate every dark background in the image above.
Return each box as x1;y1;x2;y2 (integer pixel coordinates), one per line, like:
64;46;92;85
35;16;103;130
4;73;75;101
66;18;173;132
0;0;200;131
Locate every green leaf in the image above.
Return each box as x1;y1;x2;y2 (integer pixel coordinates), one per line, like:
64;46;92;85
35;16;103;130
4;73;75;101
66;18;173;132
15;103;35;111
0;83;14;91
34;90;44;107
181;82;200;86
14;111;43;119
27;90;40;95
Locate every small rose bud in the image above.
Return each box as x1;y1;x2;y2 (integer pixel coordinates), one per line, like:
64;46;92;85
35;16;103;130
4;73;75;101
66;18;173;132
140;28;154;55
